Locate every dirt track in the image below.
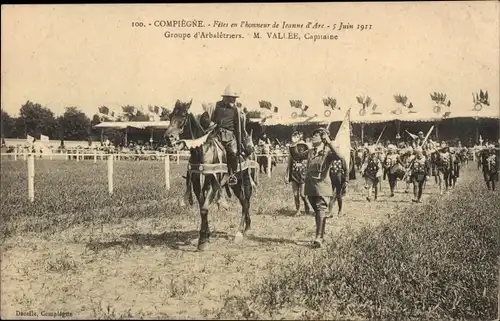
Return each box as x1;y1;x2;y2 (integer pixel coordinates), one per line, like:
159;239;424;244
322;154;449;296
1;162;467;319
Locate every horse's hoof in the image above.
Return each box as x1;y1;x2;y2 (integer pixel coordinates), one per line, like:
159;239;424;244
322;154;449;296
197;241;209;251
234;232;244;243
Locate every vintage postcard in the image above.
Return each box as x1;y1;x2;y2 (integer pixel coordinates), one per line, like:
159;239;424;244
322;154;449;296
1;2;499;320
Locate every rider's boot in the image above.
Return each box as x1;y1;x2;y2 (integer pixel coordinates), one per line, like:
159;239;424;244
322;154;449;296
227;153;238;186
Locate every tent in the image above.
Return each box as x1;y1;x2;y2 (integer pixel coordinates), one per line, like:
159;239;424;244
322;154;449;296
251;103;499;145
93;121;171;145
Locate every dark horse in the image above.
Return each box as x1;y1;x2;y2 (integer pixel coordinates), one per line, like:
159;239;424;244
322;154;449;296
164;100;255;251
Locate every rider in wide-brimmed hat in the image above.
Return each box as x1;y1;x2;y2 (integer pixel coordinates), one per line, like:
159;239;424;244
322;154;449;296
210;85;245;186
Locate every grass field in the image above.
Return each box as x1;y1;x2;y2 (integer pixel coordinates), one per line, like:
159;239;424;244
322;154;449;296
1;158;497;319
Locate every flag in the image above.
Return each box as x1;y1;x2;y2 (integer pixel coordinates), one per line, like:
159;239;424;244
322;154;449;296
40;134;50;143
259;100;272;110
26;134;35;145
332;108;352;171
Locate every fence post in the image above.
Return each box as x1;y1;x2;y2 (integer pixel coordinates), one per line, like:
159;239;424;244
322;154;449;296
28;153;35;202
165;154;170;191
267;148;272;178
94;149;97;163
23;151;27;161
176;150;180;164
14;149;17;161
108;154;114;195
66;150;70;161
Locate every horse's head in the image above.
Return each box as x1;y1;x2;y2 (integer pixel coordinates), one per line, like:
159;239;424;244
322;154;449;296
164;99;193;147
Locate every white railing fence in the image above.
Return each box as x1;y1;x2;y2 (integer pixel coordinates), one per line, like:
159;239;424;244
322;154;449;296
2;150;287;203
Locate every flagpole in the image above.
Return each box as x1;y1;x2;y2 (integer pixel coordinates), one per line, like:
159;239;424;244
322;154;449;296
375;125;387;145
325;107;352;134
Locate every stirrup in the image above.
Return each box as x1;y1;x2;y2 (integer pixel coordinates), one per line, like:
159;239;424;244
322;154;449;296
228;174;238;186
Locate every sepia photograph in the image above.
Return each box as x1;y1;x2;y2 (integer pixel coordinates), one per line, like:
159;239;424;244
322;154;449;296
1;2;499;320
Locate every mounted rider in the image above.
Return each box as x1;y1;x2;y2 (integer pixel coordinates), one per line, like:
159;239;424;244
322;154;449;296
210;86;246;186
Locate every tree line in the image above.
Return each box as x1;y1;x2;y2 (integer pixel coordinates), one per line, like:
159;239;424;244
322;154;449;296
0;101;180;142
1;101;267;144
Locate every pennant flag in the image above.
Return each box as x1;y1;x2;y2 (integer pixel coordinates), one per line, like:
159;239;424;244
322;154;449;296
332;108;352;171
202;102;214;117
40;134;50;143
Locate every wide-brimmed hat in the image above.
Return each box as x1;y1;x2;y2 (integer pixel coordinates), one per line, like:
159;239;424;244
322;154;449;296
222;85;239;98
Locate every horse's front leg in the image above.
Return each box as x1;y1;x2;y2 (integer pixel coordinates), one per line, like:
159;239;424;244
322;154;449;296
192;173;210;251
181;172;193;207
233;171;252;243
198;207;210;251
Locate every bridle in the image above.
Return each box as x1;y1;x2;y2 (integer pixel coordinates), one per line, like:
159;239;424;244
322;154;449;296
169;109;195;141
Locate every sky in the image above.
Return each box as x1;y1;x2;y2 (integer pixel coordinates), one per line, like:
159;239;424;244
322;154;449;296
1;2;499;119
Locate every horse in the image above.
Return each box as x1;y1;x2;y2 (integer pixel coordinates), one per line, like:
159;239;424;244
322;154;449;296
164;99;255;251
